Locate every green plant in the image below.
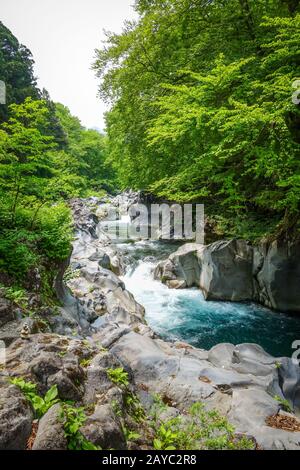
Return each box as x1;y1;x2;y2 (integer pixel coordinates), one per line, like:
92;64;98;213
153;424;178;450
274;395;293;413
10;377;59;418
59;403;100;450
124;391;145;423
107;367;129;387
122;425;141;443
111;400;123;418
63;267;81;283
80;358;92;368
4;286;29;308
150;401;255;450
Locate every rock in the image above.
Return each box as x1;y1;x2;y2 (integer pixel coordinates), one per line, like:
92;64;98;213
232;343;276;377
83;351;123;405
199;239;253;302
229;388;279;431
5;334;92;398
81;404;127;450
0;319;23;346
155;238;300;313
0;380;33;449
32;404;67;450
228;388;300;450
154;244;201;288
0;297;14;328
254;240;300;312
208;343;235;368
48;370;84;401
277;357;300;413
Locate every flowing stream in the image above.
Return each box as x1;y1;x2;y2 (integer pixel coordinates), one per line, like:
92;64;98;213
102;217;300;358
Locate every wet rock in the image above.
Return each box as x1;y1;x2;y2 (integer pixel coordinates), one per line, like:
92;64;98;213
254;240;300;313
198;239;253;302
154;244;201;288
156;238;300;313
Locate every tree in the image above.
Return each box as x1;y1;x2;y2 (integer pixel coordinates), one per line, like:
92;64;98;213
94;0;300;240
0;22;40;121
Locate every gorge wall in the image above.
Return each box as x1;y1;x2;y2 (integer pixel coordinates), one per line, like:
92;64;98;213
154;238;300;313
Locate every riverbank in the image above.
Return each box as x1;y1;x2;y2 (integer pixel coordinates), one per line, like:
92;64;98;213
1;194;300;450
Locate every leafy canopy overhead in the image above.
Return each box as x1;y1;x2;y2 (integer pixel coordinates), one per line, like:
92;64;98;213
94;0;300;240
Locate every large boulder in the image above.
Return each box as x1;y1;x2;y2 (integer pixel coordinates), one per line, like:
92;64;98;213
0;297;14;328
32;404;67;450
0;379;33;449
5;334;94;399
81;404;127;450
155;238;300;312
198;239;253;302
154;244;201;288
254;240;300;312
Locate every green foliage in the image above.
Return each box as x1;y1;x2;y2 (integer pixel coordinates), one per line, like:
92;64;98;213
274;394;293;412
59;403;100;450
10;377;59;418
95;0;300;240
107;367;129;387
0;21;40;122
0;284;29;309
11;376;99;450
124;391;145;422
79;358;92;368
0;24;115;290
151;402;255;450
122;425;141;443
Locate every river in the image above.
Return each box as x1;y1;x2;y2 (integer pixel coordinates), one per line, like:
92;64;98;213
101;216;300;358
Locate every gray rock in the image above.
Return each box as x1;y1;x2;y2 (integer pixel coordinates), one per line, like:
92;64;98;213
81;404;127;450
0;380;33;449
32;404;67;450
199;239;253;301
229;388;279;430
228;388;300;450
0;297;14;328
254;240;300;312
208;343;235;368
232;343;277;376
156;238;300;313
277;357;300;413
154;244;201;288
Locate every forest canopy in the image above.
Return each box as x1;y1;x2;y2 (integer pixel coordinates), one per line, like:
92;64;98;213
0;22;112;289
94;0;300;240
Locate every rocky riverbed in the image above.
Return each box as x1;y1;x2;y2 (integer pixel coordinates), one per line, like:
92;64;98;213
1;194;300;450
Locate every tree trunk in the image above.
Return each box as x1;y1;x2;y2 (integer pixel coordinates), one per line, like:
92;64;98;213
239;0;256;43
282;0;299;15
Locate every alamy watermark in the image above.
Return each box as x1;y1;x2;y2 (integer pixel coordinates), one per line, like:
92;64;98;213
0;80;6;104
292;340;300;366
101;203;205;244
